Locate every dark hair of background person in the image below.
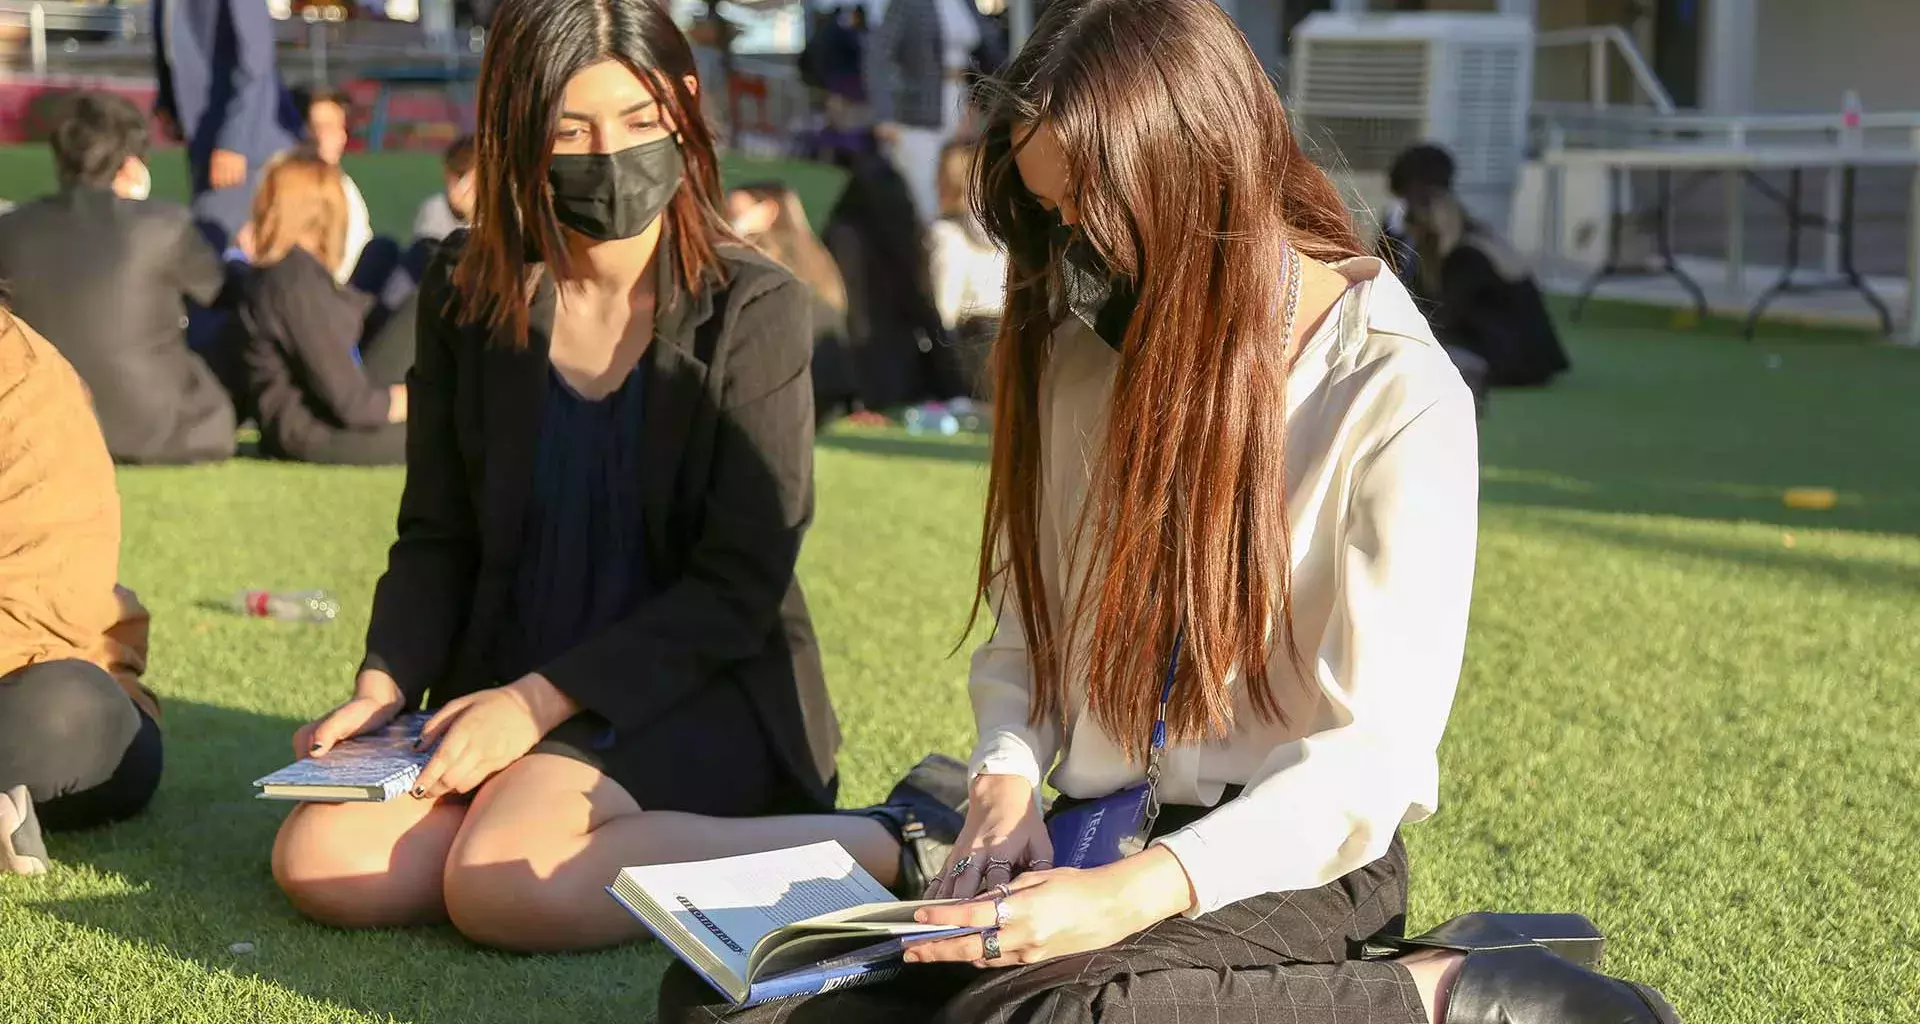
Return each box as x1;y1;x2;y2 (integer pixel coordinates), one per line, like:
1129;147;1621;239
1387;143;1456;200
454;0;734;343
968;0;1364;758
828;152;936;309
443;133;479;177
732;181;845;312
296;84;354;119
50;92;150;191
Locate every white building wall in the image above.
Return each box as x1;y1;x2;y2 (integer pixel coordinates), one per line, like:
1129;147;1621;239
1751;0;1920;113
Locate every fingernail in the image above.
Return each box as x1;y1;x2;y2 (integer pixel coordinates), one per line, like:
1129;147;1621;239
901;952;918;963
410;787;425;799
309;744;322;753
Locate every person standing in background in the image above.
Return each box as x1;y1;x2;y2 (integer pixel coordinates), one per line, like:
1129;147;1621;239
152;0;300;248
866;0;985;223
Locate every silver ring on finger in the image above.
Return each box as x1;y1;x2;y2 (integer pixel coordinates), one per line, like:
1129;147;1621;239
990;883;1012;902
949;854;974;877
1029;859;1054;870
985;855;1013;876
982;928;1002;960
994;896;1013;927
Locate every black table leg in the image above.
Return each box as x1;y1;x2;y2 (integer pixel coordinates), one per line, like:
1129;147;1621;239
1653;169;1710;319
1571;166;1624;323
1837;166;1895;335
1745;168;1804;339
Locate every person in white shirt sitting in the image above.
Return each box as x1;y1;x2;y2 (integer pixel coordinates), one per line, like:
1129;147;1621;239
296;87;373;288
928;141;1006;399
411;133;476;247
658;0;1680;1022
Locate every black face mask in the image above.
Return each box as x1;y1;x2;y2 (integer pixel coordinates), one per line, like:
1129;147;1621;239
547;136;685;241
1052;222;1139;351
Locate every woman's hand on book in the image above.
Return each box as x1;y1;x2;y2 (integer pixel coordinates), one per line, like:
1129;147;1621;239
904;847;1197;968
925;773;1052;900
408;675;579;799
295;671;405;757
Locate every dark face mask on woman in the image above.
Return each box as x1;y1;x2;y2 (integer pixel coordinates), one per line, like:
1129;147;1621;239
547;136;686;241
1051;221;1140;351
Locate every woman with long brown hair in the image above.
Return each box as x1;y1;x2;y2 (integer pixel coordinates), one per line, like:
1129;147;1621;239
269;0;960;952
727;181;859;421
660;0;1679;1021
236;154;411;465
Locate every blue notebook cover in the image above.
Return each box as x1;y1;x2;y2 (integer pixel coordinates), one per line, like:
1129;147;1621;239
252;712;434;801
743;935;970;1006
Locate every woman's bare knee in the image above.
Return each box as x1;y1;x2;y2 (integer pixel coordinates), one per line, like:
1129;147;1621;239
442;758;641;952
272;798;463;929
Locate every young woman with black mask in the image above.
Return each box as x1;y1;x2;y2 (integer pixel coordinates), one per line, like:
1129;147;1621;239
658;0;1681;1021
269;0;950;953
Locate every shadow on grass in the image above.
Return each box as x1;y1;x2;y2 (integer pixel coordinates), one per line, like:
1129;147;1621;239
817;430;988;465
23;699;659;1024
1481;468;1920;539
1518;511;1920;594
1478;309;1920;538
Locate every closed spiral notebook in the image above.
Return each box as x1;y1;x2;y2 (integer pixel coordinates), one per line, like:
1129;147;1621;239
252;712;433;802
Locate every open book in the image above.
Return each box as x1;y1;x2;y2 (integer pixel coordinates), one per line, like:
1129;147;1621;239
252;712;433;802
607;841;980;1006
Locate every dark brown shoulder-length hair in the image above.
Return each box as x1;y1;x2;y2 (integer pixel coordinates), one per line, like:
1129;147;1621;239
454;0;731;343
971;0;1362;760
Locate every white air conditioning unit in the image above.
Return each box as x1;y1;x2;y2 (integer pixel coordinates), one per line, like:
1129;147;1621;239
1290;12;1534;233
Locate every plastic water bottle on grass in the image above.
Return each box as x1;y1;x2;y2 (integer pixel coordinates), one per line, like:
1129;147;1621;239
233;590;340;623
903;402;960;437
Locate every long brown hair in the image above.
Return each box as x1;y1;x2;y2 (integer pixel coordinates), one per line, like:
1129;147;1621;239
453;0;732;342
250;154;349;274
731;182;847;312
971;0;1361;759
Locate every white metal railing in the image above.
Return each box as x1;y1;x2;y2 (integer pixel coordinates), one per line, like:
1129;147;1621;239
1535;25;1675;115
0;1;140;74
1533;107;1920;152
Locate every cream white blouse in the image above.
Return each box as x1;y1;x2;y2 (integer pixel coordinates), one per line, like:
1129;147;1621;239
966;258;1479;915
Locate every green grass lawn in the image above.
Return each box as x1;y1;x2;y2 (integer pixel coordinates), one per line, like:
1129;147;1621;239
2;144;1919;1020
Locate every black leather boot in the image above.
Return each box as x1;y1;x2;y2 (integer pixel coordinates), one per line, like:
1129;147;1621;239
839;754;969;897
1384;913;1680;1024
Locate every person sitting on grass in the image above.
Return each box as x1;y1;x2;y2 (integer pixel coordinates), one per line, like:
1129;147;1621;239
727;181;858;424
229;155;411;466
0;300;162;876
412;133;478;249
270;0;961;953
927;140;1005;399
0;91;238;465
1389;142;1570;389
659;1;1677;1022
295;86;376;289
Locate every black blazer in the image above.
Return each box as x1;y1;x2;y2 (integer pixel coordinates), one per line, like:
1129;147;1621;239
0;188;235;464
361;236;840;806
236;247;389;459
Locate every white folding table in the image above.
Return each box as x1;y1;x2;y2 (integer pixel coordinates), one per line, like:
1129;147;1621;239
1539;145;1920;344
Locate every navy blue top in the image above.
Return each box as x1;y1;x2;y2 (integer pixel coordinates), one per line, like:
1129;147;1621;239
498;357;653;682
